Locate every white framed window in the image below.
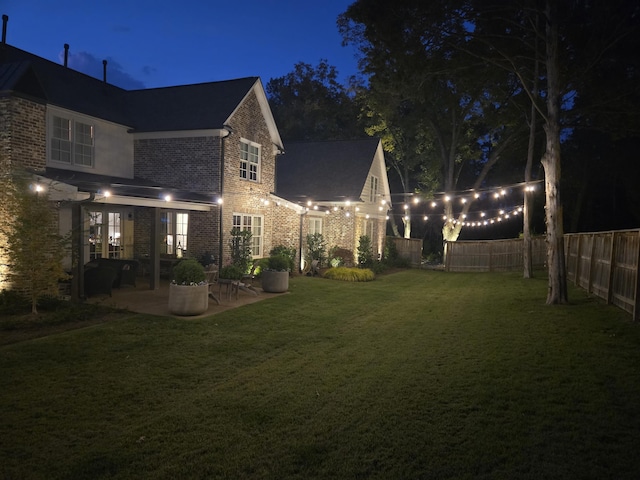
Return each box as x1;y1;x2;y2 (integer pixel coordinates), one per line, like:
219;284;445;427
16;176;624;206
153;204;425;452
161;211;189;255
51;115;94;167
369;175;379;203
309;217;323;235
233;213;263;257
240;139;260;182
51;116;71;163
365;219;375;239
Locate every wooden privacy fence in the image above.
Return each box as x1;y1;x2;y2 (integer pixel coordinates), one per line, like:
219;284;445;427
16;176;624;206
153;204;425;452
387;237;422;266
565;229;640;321
443;230;640;320
445;237;547;272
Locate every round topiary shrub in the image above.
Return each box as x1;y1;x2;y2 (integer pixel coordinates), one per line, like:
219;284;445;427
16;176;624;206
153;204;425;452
172;258;206;285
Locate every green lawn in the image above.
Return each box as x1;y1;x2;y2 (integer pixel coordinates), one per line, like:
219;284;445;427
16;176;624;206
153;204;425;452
2;270;640;479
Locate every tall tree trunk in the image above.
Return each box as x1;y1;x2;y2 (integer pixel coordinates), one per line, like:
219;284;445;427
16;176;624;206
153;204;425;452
542;0;568;304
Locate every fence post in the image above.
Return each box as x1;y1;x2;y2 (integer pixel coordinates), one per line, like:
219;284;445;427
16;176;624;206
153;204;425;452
606;232;616;305
588;233;597;294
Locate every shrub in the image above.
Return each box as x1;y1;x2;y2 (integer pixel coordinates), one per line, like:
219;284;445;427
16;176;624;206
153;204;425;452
269;245;296;271
0;289;30;315
230;228;253;273
172;258;206;285
266;255;290;272
328;246;354;267
219;264;244;281
306;233;327;266
382;238;412;268
323;266;375;282
357;235;375;268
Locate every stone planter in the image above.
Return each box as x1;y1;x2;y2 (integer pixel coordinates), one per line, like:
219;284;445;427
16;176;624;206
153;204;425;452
168;283;209;316
261;270;289;293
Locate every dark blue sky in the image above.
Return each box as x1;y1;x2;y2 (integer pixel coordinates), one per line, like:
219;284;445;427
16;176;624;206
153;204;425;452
4;0;359;89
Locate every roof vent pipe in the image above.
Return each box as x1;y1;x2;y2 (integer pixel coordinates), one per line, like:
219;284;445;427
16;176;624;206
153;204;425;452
103;59;107;83
2;15;8;44
64;44;69;67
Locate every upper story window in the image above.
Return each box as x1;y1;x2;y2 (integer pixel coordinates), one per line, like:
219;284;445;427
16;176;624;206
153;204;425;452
369;175;379;203
240;139;260;182
51;115;94;167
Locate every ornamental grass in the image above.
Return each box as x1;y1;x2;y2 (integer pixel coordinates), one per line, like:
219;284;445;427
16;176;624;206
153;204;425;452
322;266;375;282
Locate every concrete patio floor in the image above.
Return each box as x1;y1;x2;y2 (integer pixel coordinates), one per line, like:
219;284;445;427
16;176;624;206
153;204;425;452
86;278;286;319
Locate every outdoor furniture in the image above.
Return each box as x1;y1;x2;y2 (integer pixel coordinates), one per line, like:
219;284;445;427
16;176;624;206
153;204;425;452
84;266;117;297
218;278;240;301
205;265;220;305
239;262;260;296
86;258;139;288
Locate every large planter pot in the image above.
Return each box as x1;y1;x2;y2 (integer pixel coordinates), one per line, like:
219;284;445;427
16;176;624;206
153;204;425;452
168;283;209;316
261;270;289;293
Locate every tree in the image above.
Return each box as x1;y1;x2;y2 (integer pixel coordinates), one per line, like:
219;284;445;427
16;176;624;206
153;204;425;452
339;0;527;242
266;60;365;141
0;172;68;314
470;0;639;301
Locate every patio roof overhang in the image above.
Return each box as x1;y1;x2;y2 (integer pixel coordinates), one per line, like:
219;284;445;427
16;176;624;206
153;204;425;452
35;168;218;211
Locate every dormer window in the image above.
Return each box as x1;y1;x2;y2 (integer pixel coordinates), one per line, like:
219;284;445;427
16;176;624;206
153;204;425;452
240;139;260;182
51;115;94;167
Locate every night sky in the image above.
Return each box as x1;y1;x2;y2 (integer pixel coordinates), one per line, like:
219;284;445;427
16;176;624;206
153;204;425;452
3;0;359;89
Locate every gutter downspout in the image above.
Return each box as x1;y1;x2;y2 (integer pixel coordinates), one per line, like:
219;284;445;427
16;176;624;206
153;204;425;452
219;126;232;266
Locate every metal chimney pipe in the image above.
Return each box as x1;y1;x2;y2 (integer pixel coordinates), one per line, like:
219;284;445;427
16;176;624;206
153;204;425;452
2;15;8;44
64;44;69;67
102;59;107;83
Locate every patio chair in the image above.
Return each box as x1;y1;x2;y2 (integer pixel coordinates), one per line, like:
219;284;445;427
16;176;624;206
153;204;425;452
84;266;118;297
238;261;259;296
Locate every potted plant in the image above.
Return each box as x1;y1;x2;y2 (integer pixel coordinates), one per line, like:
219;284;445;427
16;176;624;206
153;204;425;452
261;254;290;293
219;264;244;281
168;258;209;316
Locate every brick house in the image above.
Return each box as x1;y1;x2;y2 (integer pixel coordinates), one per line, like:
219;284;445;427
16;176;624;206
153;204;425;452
0;34;391;297
275;138;392;268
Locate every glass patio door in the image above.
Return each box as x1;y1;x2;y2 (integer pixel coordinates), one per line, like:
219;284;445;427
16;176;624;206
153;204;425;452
88;210;123;259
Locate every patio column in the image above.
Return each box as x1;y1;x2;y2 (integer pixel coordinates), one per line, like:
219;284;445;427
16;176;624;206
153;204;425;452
150;207;161;290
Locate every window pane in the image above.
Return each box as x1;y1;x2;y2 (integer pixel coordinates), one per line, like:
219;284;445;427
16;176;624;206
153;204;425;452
108;212;121;258
74;122;94;166
52;116;72;163
176;213;189;252
162;212;173;254
89;211;103;260
240;141;260;181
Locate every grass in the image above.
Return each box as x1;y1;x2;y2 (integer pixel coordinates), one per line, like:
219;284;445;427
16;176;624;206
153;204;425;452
1;269;640;479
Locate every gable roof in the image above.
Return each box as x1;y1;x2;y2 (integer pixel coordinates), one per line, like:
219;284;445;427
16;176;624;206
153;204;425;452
276;138;382;203
0;43;280;146
125;77;259;132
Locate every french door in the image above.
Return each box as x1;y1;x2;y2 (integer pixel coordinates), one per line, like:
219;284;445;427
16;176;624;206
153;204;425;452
87;209;129;259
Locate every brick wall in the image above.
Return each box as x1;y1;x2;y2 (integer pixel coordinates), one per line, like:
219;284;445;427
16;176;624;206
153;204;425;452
0;96;48;291
134;135;221;192
3;97;47;171
219;90;279;265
